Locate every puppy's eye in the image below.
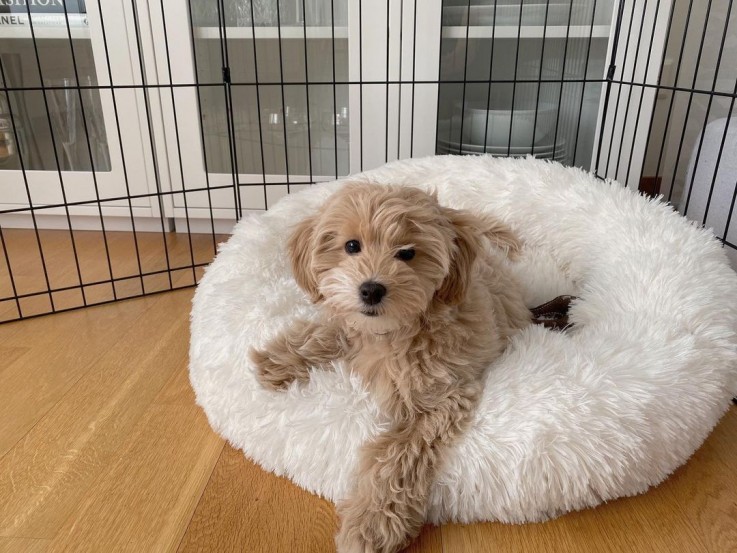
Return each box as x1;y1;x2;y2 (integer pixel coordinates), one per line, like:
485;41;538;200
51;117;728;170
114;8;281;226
396;248;415;261
345;240;361;254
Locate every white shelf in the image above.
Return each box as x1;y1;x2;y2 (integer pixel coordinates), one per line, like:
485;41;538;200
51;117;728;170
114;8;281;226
0;12;89;40
0;25;89;40
442;25;611;40
194;26;348;40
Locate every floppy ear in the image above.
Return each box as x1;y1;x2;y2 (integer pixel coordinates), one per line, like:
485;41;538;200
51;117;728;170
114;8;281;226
477;214;522;259
287;215;322;303
436;209;522;305
436;208;484;305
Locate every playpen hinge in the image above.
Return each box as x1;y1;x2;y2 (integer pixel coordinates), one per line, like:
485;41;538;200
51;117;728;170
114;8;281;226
606;64;616;81
222;66;231;84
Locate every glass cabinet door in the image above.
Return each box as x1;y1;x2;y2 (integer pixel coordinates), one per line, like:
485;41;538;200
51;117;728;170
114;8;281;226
0;1;157;220
436;0;617;169
152;0;442;220
151;0;352;219
435;0;675;186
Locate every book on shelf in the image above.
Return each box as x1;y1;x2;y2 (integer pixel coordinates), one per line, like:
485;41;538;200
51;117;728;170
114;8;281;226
0;0;87;27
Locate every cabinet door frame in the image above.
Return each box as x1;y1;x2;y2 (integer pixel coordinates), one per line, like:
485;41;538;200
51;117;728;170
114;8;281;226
148;0;351;221
347;0;442;174
143;0;234;225
590;0;674;188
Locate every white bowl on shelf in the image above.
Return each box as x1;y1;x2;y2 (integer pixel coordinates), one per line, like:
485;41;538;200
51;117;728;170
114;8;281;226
450;102;558;148
437;136;567;160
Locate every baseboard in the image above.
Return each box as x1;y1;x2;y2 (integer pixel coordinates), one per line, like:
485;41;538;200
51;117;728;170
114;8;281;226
0;213;175;232
0;213;241;234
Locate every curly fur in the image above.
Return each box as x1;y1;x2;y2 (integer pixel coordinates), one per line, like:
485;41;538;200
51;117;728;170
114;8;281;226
250;183;529;553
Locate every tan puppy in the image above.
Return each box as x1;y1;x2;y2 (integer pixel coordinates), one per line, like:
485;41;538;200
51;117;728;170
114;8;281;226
251;183;529;553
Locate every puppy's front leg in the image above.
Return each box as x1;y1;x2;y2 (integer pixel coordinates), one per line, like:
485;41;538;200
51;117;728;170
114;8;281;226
250;319;345;390
336;388;478;553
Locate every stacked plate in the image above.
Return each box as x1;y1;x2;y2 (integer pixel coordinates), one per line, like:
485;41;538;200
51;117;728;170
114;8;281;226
435;104;567;162
437;137;567;161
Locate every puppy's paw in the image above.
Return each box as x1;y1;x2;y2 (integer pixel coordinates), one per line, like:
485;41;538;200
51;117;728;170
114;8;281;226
335;499;409;553
249;348;307;391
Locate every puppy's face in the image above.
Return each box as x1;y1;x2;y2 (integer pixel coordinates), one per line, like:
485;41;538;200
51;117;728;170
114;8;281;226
289;183;517;334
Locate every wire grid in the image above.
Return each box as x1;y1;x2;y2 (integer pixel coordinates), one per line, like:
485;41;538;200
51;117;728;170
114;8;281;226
596;0;737;235
0;0;735;323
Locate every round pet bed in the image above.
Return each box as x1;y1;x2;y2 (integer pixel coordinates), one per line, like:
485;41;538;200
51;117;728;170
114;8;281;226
189;155;737;523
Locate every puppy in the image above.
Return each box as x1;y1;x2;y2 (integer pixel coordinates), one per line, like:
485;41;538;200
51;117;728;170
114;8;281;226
251;182;530;553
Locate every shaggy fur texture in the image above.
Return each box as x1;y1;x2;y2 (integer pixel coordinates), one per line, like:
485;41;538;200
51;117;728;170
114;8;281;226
250;184;530;552
189;156;737;530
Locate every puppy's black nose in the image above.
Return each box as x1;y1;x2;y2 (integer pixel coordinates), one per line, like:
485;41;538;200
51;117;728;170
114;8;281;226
359;281;386;306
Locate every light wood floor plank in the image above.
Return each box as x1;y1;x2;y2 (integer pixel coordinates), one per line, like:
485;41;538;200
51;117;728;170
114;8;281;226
0;347;29;376
48;404;222;553
0;229;224;320
664;408;737;553
0;296;168;457
0;290;194;539
154;363;198;407
178;444;337;553
0;537;49;553
406;525;443;553
0;247;211;457
702;407;737;475
440;496;707;553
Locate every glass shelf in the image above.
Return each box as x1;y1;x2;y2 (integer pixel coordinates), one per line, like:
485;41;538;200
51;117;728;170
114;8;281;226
441;25;612;39
194;26;349;40
189;0;348;30
442;0;614;27
0;26;89;40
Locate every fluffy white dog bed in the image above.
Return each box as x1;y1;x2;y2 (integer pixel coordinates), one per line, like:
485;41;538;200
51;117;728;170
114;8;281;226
190;155;737;523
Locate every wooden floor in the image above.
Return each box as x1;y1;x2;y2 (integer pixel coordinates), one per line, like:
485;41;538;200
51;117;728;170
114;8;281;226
0;233;735;552
0;228;225;322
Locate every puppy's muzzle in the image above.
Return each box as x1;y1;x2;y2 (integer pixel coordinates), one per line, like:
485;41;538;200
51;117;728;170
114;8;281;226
359;281;386;307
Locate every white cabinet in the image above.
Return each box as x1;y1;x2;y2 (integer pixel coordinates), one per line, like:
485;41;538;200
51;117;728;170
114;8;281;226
436;0;614;169
150;0;672;223
0;1;162;230
146;0;441;222
435;0;673;187
147;0;357;223
0;0;674;230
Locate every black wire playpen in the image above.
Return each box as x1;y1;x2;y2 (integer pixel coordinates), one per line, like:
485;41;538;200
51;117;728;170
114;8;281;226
0;0;735;322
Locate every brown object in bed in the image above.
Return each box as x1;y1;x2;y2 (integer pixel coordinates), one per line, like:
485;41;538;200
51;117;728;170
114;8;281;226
530;295;577;330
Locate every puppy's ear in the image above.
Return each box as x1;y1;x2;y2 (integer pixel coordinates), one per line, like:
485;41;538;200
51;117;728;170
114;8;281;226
477;215;522;260
288;215;322;303
436;209;522;305
436;208;484;305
